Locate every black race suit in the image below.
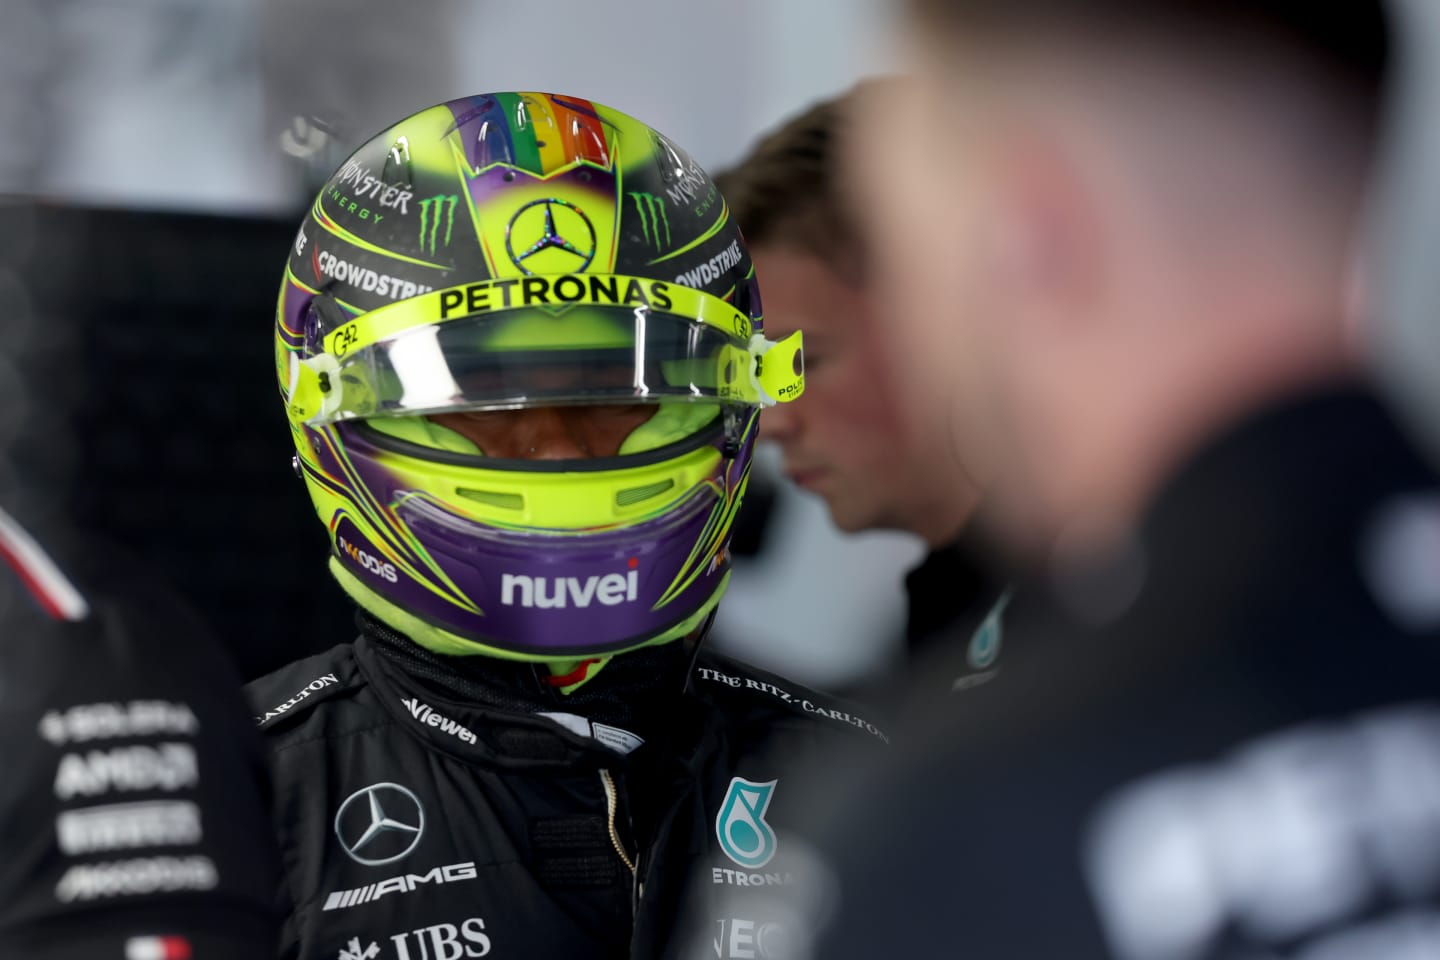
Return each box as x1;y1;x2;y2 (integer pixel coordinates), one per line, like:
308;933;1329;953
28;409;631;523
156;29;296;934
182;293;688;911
803;387;1440;960
899;525;1013;702
0;510;281;958
247;614;886;960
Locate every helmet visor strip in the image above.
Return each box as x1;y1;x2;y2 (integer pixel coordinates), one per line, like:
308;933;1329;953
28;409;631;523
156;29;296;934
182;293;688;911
287;274;804;426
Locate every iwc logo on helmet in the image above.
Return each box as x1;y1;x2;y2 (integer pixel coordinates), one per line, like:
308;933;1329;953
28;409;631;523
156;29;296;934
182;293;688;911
335;782;426;866
505;198;597;274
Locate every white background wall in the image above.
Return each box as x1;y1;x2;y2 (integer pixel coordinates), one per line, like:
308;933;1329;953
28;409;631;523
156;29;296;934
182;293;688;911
0;0;920;690
1;0;898;209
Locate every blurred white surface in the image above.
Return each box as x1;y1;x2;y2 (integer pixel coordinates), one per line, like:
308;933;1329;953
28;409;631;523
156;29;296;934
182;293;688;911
1373;0;1440;470
1;0;895;210
13;0;285;210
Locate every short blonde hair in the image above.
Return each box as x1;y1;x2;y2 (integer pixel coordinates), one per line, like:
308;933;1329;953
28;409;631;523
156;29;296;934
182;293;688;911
717;88;865;272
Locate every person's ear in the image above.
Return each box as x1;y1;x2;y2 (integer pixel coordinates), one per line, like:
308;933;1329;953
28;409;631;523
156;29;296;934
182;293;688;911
984;130;1106;331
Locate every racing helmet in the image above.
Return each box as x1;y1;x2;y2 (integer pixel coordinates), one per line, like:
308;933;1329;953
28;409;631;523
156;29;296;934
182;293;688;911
275;92;803;663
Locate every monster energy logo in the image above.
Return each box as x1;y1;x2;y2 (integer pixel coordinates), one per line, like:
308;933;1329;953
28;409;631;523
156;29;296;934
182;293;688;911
418;194;458;255
629;192;671;251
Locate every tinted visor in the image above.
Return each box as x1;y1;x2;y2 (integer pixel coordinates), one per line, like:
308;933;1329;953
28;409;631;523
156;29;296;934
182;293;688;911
307;306;758;423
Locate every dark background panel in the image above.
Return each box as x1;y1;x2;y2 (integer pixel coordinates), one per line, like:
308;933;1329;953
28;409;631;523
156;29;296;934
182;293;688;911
0;199;353;679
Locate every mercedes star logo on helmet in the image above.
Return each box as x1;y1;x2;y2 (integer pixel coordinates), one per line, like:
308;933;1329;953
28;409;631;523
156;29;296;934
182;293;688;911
505;198;597;274
334;782;426;866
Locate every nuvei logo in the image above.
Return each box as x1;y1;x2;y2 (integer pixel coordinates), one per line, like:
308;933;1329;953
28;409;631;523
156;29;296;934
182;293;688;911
500;558;640;610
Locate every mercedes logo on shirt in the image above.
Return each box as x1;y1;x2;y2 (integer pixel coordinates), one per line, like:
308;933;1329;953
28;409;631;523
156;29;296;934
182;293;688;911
504;197;597;274
334;782;426;866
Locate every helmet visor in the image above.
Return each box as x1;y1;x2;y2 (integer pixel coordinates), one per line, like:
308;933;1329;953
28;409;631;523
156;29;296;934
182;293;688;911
296;307;755;423
286;274;804;425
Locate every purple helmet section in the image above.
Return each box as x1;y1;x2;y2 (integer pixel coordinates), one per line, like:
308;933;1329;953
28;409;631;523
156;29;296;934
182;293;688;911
314;422;753;656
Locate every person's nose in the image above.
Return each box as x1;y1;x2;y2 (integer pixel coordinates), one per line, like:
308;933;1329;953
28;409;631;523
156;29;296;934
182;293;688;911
514;407;591;460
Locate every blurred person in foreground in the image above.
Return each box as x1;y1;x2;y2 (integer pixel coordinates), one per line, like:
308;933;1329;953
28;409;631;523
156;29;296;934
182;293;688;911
719;90;1010;705
797;3;1440;958
0;506;280;957
249;91;886;960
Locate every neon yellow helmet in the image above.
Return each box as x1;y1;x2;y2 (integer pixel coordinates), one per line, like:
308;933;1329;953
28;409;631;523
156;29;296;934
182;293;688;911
274;92;803;664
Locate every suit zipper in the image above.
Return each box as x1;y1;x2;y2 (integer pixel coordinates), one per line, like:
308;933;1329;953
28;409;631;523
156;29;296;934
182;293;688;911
599;768;637;875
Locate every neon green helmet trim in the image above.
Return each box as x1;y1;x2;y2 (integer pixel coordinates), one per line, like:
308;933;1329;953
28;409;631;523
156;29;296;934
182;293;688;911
365;401;720;460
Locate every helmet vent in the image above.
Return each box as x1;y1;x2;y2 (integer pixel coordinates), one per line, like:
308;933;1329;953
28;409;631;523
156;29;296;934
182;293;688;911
616;479;675;507
458;488;525;511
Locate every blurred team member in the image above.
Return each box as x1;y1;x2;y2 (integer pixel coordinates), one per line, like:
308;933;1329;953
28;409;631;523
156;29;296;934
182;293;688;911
248;92;886;959
803;3;1440;958
719;91;1008;699
0;507;280;957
